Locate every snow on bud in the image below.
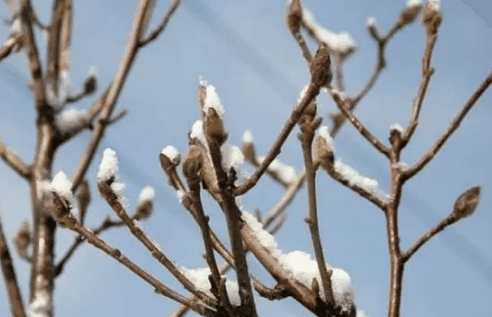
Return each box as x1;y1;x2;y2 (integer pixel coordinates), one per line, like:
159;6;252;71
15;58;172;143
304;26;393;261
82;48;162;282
400;0;423;25
422;0;442;35
366;16;379;40
97;148;126;199
242;130;256;163
204;107;227;146
314;126;335;171
452;186;481;219
160;146;181;172
50;172;77;219
135;186;155;220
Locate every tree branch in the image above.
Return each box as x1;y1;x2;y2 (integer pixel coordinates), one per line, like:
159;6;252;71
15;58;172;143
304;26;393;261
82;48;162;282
0;211;27;317
0;139;31;179
139;0;181;47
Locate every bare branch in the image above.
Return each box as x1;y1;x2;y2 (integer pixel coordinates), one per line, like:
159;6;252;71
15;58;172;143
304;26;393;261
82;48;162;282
71;0;179;191
404;69;492;180
139;0;181;47
0;211;27;317
331;92;390;157
0;139;31;179
0;34;23;62
55;215;216;317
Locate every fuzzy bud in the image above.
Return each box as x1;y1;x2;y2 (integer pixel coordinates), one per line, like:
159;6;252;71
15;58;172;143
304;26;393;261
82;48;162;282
77;180;91;224
366;16;380;41
287;0;303;34
182;145;203;182
452;186;481;219
309;43;332;87
422;1;442;35
135;187;155;221
204;108;227;146
242;134;256;164
14;221;31;258
399;2;423;26
84;75;97;95
314;134;334;171
51;191;71;219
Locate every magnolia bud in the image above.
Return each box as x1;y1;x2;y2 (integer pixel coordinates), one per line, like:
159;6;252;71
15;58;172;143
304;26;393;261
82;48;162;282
77;180;91;224
452;186;481;219
310;43;332;87
399;3;423;26
422;1;442;35
182;145;203;181
287;0;303;33
84;75;97;95
14;221;31;255
204;108;227;146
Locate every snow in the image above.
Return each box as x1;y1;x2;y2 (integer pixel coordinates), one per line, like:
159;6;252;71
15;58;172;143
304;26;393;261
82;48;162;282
97;148;119;181
318;126;335;152
357;310;370;317
366;16;377;27
180;267;241;305
55;108;89;134
51;172;74;202
199;80;225;118
334;160;378;194
190;120;208;148
407;0;422;7
242;211;355;311
161;146;180;162
389;123;404;134
302;9;356;54
138;186;155;204
428;0;440;10
242;130;254;144
298;84;310;103
258;156;297;184
11;19;21;35
29;290;52;317
176;189;186;203
227;146;244;170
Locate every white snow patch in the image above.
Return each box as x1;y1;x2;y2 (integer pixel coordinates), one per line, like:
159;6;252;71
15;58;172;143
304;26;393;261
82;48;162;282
161;146;180;162
55;108;89;134
318;126;335;152
138;186;155;204
366;16;377;27
180;267;241;305
258;156;297;184
29;290;52;317
427;0;440;10
199;80;225;118
190;120;208;148
11;19;21;35
389;123;404;134
407;0;422;7
242;130;254;144
334;160;378;193
227;146;244;170
50;172;74;202
97;148;119;181
176;189;186;203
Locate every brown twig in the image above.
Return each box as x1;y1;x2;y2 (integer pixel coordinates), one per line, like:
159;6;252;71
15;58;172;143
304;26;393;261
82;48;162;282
0;34;23;62
98;180;218;307
403;68;492;180
54;216;125;277
139;0;181;47
70;0;180;191
0;139;31;179
235;82;321;195
0;211;27;317
331;92;390;157
300;121;335;306
56;215;216;317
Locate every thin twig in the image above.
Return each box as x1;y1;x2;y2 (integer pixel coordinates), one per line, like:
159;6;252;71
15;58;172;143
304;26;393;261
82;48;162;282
139;0;181;47
300;124;335;306
56;215;216;317
331;92;390;157
0;139;31;179
401;33;438;147
235;82;321;195
0;211;27;317
98;181;218;307
401;214;458;263
70;0;180;191
404;69;492;180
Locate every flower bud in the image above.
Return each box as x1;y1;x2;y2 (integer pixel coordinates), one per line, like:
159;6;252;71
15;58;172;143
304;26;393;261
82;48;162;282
83;75;97;95
399;2;423;26
287;0;303;34
452;186;481;219
182;144;203;182
310;43;332;87
204;108;227;146
14;221;31;258
77;180;91;224
422;0;442;35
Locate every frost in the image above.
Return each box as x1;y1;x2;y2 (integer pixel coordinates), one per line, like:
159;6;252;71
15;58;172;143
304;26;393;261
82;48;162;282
334;160;378;193
258;156;297;184
29;290;52;317
138;186;155;204
199;80;225;118
407;0;422;7
227;146;244;170
242;130;254;144
389;123;404;134
318;126;335;152
366;16;377;27
161;146;180;162
303;9;356;55
55;108;89;134
180;267;241;305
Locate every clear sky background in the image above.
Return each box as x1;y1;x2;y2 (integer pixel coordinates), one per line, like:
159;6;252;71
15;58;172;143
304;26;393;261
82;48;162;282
0;0;491;316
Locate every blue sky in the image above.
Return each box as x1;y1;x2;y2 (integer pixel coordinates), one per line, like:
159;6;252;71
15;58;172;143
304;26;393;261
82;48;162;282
0;0;491;316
